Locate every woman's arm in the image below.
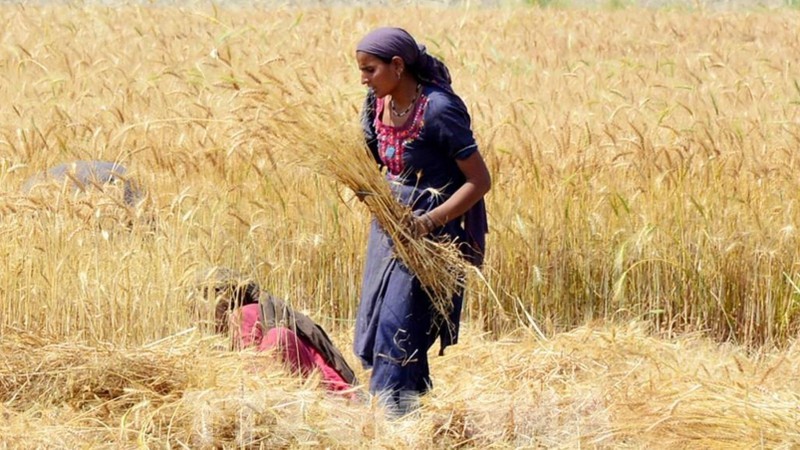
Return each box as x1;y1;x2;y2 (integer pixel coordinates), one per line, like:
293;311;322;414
414;151;491;235
361;90;382;166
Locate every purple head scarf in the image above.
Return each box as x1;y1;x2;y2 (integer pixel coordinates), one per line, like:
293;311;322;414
356;27;453;94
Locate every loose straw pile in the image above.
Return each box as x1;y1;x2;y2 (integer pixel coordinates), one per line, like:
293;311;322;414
267;93;469;320
5;324;800;448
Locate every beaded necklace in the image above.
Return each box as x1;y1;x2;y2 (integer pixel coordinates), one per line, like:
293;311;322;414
389;83;422;117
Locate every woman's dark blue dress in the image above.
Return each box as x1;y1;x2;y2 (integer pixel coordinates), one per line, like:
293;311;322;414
354;85;484;413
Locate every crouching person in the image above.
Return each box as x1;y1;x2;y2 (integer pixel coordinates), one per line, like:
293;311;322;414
197;267;357;394
23;160;143;206
21;160;150;230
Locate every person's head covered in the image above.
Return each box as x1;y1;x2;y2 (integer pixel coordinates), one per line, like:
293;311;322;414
192;266;261;334
356;27;453;94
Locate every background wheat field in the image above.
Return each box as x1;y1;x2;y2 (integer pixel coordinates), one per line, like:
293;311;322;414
1;2;800;448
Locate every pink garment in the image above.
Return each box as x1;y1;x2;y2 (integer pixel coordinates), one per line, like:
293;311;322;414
233;304;351;392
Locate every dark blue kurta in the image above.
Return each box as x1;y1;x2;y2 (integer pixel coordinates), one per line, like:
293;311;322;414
354;85;480;408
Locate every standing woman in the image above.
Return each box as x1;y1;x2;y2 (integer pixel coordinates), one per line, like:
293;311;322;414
354;27;491;416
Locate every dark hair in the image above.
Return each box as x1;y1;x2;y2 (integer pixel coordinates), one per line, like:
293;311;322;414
194;267;261;333
373;54;393;65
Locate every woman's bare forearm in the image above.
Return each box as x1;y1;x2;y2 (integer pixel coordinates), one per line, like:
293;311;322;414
426;152;491;227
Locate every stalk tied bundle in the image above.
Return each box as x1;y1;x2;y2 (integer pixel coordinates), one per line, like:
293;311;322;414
268;97;469;323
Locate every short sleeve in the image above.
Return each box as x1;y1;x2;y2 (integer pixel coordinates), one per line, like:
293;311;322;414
429;93;478;160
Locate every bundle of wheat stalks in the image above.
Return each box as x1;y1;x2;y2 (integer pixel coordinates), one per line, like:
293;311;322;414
265;91;470;320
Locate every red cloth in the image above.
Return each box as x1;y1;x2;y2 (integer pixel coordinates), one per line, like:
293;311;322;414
233;304;351;392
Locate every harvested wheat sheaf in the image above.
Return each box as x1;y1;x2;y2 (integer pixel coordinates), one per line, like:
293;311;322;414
266;93;470;321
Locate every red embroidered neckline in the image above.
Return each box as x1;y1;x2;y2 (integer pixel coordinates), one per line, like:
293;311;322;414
374;94;428;177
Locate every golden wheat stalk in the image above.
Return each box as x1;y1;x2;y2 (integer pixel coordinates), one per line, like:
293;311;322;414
267;97;468;321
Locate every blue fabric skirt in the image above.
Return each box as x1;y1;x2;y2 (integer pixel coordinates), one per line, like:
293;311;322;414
353;182;465;407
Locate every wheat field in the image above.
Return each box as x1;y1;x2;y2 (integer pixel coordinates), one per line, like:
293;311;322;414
1;3;800;448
